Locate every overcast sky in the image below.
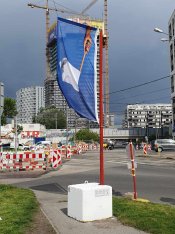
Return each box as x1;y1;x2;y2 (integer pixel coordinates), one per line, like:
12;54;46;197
0;0;175;121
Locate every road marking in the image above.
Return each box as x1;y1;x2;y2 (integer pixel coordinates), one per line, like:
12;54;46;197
106;160;127;164
70;157;175;168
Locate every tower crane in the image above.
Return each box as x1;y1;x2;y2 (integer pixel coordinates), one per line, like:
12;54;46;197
28;0;109;126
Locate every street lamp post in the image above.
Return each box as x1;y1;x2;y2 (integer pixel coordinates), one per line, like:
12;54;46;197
146;111;149;142
160;111;163;138
0;83;4;153
154;27;172;42
154;27;169;36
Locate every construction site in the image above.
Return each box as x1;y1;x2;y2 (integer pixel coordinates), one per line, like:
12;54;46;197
27;0;113;128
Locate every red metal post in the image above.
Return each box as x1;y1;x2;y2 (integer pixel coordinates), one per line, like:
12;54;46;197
129;142;137;199
99;30;104;185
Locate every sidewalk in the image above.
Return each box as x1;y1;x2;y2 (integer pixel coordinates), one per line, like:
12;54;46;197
33;189;147;234
0;169;147;234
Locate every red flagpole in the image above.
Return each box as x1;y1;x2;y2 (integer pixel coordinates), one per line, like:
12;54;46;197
99;30;104;185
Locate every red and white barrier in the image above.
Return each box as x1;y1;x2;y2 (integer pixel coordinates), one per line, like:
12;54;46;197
0;142;99;171
0;151;60;171
143;144;147;155
66;147;72;159
147;144;152;152
1;152;45;160
51;150;62;168
1;152;45;169
77;144;82;154
93;144;97;150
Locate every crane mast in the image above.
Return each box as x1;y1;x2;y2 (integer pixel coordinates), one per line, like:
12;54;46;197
45;0;51;82
104;0;109;127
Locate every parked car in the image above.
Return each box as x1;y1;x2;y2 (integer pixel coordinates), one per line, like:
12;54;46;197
103;141;128;150
1;143;30;151
36;141;51;147
153;139;175;152
113;141;128;149
1;143;11;149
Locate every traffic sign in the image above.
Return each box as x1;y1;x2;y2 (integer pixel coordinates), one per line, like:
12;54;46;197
127;161;137;169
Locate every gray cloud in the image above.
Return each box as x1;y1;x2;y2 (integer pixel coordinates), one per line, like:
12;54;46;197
0;0;174;121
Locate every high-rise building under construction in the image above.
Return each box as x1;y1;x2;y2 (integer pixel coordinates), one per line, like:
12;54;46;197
45;18;104;128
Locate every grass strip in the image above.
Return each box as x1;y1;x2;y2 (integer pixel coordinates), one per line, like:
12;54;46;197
113;196;175;234
0;184;38;234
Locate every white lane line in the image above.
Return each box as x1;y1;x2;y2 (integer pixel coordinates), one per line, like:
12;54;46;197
106;160;127;164
106;160;175;166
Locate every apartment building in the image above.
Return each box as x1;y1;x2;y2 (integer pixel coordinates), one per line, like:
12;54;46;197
0;82;4;115
16;86;45;123
123;104;172;129
169;11;175;136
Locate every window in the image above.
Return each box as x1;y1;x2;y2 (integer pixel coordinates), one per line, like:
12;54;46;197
171;76;174;93
169;23;172;40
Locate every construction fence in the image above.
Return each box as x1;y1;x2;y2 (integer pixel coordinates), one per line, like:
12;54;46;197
0;143;99;171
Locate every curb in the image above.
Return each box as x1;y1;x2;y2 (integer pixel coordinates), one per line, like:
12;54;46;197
40;206;59;234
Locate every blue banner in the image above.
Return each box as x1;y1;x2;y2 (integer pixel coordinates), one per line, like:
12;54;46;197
57;17;98;122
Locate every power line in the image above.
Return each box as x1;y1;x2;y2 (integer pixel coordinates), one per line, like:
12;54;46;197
104;102;130;105
52;0;58;17
104;101;144;105
139;94;171;103
52;0;81;15
106;75;170;96
106;87;170;102
109;95;171;116
104;91;170;106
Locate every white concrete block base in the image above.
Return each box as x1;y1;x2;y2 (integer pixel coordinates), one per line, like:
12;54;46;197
68;182;113;222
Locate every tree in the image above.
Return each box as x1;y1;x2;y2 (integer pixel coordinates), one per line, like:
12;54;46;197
17;125;23;135
33;107;66;129
1;97;17;125
75;129;99;142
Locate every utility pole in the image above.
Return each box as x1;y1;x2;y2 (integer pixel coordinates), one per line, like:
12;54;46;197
0;83;4;153
66;107;68;146
14;116;18;154
146;112;149;142
74;117;77;143
55;112;57;129
161;111;163;138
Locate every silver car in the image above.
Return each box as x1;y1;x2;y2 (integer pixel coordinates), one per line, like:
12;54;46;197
154;139;175;152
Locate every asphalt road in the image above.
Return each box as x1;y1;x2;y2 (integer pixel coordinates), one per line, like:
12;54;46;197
3;149;175;206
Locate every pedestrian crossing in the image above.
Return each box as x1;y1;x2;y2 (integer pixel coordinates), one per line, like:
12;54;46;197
68;153;175;168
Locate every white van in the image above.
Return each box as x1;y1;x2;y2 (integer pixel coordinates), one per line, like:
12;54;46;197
36;141;51;146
